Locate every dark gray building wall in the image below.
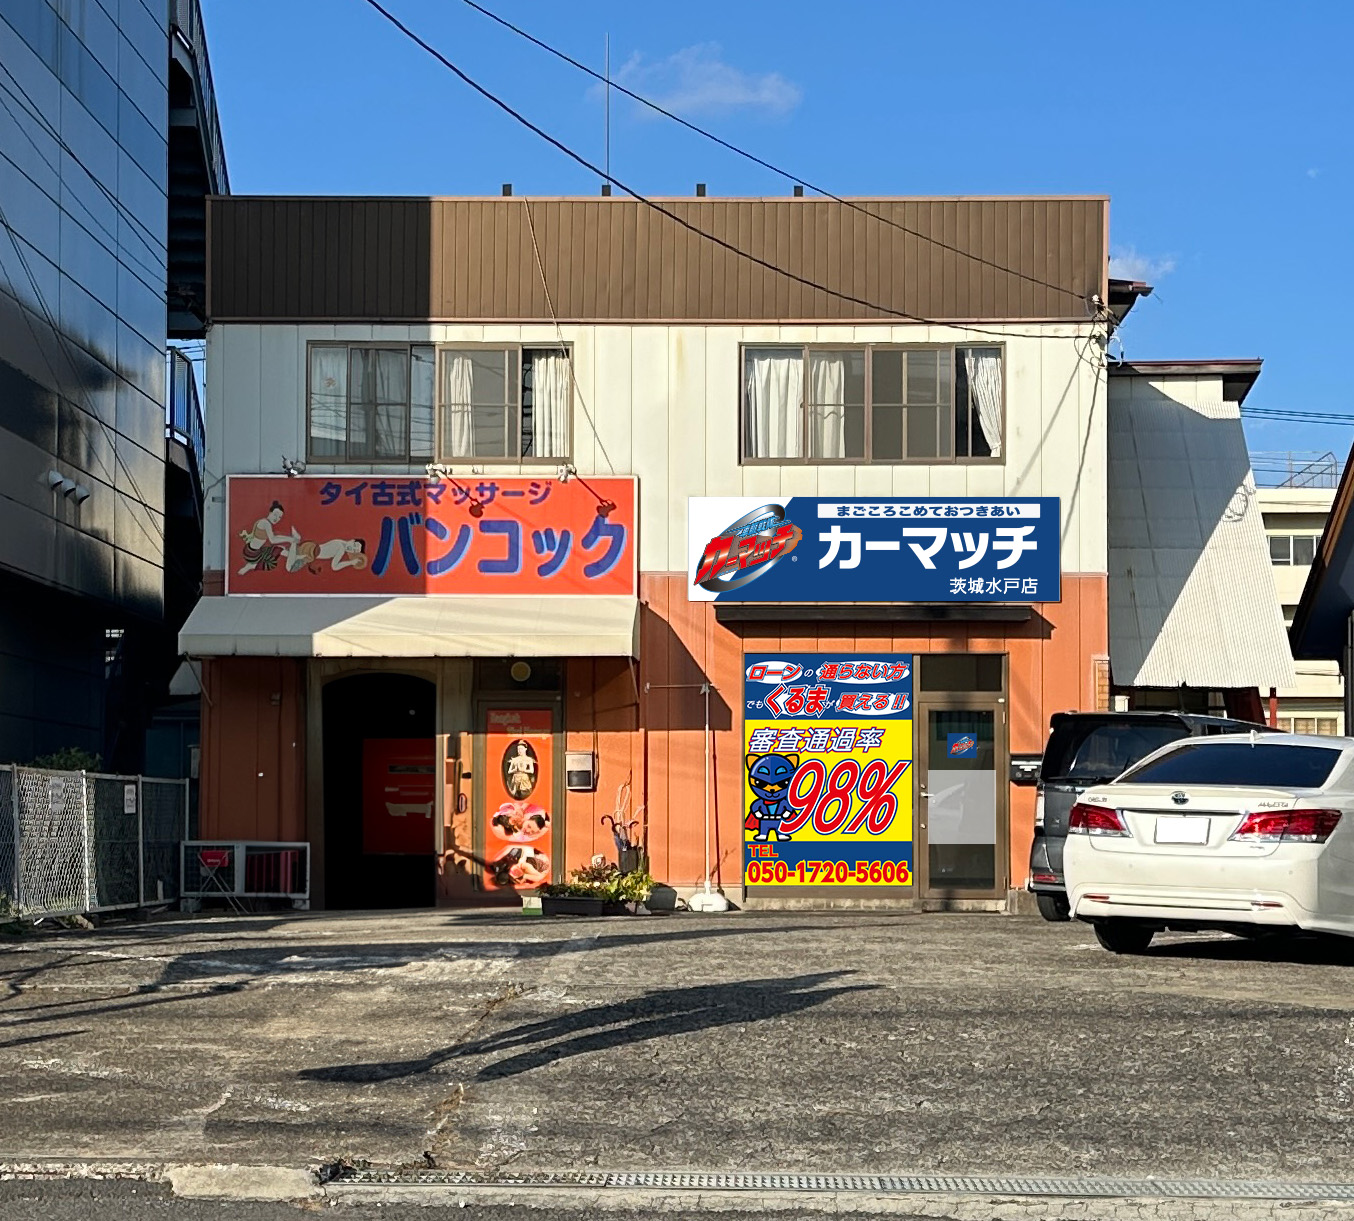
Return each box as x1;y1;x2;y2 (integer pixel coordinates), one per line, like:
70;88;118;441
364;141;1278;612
0;0;171;763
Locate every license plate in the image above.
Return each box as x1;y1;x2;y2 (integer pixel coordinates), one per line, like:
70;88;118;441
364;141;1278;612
1155;816;1210;845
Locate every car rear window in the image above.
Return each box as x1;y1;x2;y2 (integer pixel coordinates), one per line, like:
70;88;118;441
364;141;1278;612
1042;720;1190;783
1120;741;1344;788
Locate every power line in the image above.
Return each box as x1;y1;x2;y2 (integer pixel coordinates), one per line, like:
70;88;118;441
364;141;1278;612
1242;408;1354;426
520;196;614;473
460;0;1092;307
357;0;1109;351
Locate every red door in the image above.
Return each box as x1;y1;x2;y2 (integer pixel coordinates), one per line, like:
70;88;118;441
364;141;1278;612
362;739;437;854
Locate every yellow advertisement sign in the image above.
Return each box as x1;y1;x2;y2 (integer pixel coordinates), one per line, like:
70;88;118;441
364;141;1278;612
743;654;914;888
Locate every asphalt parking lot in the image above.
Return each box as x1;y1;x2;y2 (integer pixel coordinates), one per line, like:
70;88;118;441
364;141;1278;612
3;908;1354;1184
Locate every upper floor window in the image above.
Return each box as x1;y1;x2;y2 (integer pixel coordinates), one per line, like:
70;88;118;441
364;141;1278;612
307;343;571;464
742;345;1003;464
1269;534;1318;566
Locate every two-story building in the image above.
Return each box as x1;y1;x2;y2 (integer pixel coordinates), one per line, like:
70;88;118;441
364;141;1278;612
180;193;1280;912
1258;480;1344;733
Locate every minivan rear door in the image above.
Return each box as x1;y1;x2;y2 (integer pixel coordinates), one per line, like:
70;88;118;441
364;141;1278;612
1039;715;1194;875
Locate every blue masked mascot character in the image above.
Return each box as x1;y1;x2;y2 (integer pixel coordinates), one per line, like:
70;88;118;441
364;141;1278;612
744;752;799;842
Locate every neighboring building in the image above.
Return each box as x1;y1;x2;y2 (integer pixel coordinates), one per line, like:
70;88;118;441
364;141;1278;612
1106;361;1294;717
0;0;225;770
181;194;1288;911
1258;483;1343;734
1285;450;1354;733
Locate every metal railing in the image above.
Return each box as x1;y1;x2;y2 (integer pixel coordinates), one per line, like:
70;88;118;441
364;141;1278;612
0;766;187;919
1251;451;1344;489
171;0;230;195
166;347;205;480
181;841;311;909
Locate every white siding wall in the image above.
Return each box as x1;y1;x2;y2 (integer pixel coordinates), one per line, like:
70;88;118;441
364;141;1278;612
204;322;1108;575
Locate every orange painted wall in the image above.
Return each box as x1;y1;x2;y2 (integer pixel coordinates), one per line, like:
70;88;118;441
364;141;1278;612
197;574;1105;902
199;657;306;842
560;573;1108;893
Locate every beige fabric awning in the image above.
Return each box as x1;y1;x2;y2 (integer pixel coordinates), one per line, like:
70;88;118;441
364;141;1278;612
179;595;640;658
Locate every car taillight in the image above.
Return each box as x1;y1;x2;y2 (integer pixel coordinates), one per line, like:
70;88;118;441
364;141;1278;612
1230;809;1342;844
1067;802;1130;837
1034;791;1046;828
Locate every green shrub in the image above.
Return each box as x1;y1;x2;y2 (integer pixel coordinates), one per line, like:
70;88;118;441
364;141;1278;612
29;747;101;771
541;859;654;903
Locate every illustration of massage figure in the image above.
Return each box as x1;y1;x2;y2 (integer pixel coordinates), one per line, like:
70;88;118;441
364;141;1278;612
744;751;800;841
237;500;367;575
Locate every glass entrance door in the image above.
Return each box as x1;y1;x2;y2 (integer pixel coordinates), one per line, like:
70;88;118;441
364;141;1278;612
919;706;1002;896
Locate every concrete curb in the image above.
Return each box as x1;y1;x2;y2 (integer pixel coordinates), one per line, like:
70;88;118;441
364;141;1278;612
324;1183;1354;1218
165;1164;322;1201
4;1161;1354;1218
0;1161;322;1203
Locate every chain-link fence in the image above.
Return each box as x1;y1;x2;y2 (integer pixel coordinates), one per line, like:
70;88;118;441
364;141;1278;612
0;767;14;915
0;764;188;919
143;778;187;906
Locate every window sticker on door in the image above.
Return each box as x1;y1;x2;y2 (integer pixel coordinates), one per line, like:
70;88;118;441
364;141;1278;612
946;733;978;759
484;709;553;890
743;652;913;887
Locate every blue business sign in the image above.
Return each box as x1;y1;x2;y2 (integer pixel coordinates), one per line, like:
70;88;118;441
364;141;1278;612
688;496;1061;603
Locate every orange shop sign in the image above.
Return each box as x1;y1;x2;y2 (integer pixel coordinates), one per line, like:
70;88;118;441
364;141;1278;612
227;475;636;596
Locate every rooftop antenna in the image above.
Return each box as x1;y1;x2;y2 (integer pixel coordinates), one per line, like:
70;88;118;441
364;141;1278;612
604;34;611;190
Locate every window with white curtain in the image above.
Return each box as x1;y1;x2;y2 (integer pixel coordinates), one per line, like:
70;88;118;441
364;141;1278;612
742;344;1003;463
438;347;571;460
308;344;434;463
308;343;571;462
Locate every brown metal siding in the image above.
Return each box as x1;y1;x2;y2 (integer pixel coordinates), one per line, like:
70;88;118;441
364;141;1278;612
209;196;1108;324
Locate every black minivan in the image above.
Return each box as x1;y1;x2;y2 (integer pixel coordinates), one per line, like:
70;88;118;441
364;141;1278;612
1027;711;1273;921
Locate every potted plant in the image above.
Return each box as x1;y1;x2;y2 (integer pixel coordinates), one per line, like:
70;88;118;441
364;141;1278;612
538;884;606;918
610;867;656;916
538;858;656;917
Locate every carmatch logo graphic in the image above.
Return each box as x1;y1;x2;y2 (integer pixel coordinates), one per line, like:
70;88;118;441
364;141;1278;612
694;503;803;593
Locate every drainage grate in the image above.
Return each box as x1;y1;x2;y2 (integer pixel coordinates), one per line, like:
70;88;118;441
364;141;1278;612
336;1169;1354;1201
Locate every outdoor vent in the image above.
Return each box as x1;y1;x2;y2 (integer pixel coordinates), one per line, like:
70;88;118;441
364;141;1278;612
565;750;597;792
695;183;706;196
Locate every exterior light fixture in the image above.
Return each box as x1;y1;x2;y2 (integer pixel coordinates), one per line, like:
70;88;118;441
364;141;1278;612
445;476;486;518
566;469;618;518
72;485;90;504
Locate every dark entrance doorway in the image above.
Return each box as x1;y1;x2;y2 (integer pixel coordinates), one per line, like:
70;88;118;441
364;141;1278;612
322;672;436;909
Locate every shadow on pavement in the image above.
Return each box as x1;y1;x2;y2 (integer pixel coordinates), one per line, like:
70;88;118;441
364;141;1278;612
0;924;817;1028
299;970;876;1085
1145;932;1354;965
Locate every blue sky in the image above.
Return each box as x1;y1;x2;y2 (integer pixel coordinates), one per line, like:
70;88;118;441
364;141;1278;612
203;0;1353;470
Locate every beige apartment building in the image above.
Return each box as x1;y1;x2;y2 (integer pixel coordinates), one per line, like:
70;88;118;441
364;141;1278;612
1259;481;1343;733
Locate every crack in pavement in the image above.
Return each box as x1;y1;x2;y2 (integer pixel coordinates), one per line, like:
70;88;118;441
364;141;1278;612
420;982;530;1168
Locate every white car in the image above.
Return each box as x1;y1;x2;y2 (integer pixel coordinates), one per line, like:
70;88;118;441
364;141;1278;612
1064;732;1354;953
